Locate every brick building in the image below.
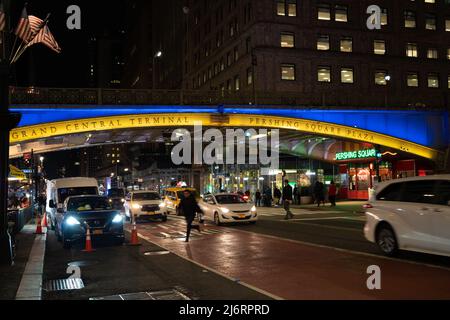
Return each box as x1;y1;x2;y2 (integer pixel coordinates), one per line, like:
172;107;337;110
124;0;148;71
183;0;450;108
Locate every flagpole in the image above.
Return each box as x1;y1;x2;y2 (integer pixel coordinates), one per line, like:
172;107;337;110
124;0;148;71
8;2;27;62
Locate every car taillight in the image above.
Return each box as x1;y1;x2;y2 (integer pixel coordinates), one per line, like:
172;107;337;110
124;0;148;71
363;204;373;209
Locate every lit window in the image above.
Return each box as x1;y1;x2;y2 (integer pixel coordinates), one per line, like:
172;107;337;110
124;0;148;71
404;11;416;28
317;35;330;51
247;68;253;85
448;75;450;89
281;33;295;48
281;64;296;81
446;19;450;31
381;8;388;26
335;5;348;22
374;40;386;55
406;43;418;58
425;0;435;3
234;76;240;91
428;74;439;88
340;37;352;52
407;73;419;87
425;14;436;30
277;0;297;17
447;48;450;60
427;48;438;59
318;4;331;21
318;66;331;82
375;71;388;86
341;68;354;84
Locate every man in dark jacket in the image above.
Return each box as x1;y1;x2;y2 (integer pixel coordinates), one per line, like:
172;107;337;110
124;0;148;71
179;190;202;242
282;180;294;220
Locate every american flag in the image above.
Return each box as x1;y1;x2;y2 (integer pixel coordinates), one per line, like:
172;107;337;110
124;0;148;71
15;7;32;43
0;2;6;32
28;24;61;53
28;15;44;36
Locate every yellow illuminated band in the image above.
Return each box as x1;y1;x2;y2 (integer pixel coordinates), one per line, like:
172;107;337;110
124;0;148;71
10;113;439;160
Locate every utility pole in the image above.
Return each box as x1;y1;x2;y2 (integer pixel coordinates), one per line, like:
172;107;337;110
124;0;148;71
0;0;22;265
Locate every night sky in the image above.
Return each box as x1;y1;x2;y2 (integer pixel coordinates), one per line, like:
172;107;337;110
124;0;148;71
10;0;127;87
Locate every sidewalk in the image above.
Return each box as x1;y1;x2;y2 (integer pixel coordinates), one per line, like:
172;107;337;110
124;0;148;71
0;224;37;300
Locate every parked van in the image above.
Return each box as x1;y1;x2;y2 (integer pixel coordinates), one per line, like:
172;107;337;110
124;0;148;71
46;178;99;229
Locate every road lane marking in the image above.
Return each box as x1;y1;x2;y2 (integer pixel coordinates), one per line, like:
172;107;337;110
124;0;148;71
16;225;47;300
133;231;283;300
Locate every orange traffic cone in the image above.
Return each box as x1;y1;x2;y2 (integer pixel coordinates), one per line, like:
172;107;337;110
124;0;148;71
128;221;141;246
42;212;48;228
82;226;95;252
35;214;44;235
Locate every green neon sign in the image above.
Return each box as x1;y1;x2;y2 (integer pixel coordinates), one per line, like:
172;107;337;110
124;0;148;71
335;149;377;161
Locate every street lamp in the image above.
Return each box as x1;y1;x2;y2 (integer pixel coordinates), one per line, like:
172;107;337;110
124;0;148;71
152;51;163;90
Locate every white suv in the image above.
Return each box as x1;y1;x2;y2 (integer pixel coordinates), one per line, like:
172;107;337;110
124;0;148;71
124;191;167;222
364;175;450;257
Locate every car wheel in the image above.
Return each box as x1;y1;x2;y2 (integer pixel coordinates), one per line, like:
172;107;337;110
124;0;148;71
162;215;168;222
376;225;398;256
214;212;222;226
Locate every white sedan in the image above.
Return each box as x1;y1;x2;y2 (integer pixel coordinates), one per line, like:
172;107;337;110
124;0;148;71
199;193;258;225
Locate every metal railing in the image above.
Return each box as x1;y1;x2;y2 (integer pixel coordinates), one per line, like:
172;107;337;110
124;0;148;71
8;86;449;110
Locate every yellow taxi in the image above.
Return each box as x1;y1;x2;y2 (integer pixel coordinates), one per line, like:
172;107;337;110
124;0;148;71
163;187;199;216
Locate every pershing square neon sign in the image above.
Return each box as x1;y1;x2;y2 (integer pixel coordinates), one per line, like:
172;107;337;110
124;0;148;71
335;149;378;161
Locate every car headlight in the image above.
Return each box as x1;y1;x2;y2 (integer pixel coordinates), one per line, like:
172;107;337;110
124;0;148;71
220;207;230;214
112;214;124;224
251;206;257;212
132;203;142;210
65;216;80;226
121;198;125;203
159;202;166;208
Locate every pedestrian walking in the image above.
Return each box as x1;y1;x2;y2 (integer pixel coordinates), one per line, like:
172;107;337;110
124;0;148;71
328;181;337;207
282;180;294;220
274;187;282;206
293;184;299;205
313;181;325;207
179;190;203;242
263;187;272;207
255;190;262;207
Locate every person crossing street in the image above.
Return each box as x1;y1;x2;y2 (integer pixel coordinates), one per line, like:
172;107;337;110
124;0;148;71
282;180;294;220
179;189;203;242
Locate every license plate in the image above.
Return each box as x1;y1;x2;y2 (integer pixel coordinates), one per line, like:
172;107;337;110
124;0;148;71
93;230;103;235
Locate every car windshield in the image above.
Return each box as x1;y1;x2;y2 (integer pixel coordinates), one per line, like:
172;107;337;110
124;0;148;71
215;195;247;204
58;187;98;204
107;189;125;198
133;193;161;201
67;197;112;212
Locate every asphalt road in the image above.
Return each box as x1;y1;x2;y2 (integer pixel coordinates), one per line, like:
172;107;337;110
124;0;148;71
42;230;271;300
226;203;450;269
39;201;450;300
